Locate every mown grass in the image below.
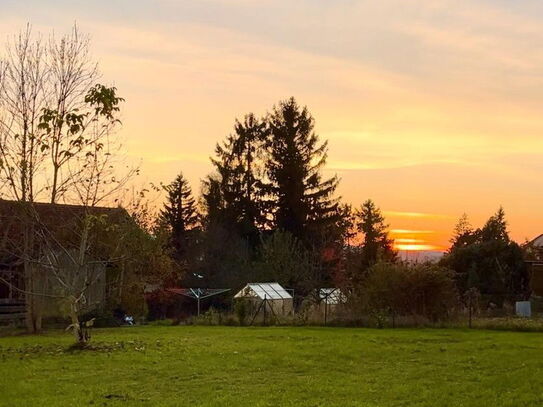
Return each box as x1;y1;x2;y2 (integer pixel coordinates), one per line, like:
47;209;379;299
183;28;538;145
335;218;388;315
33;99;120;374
1;325;543;406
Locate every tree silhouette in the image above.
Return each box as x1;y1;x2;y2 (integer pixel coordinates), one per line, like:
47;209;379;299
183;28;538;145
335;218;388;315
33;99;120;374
209;113;266;243
355;199;395;268
159;172;198;263
263;97;339;245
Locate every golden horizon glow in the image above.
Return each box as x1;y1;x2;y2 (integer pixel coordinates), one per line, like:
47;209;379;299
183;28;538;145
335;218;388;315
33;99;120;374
394;244;441;252
3;1;543;251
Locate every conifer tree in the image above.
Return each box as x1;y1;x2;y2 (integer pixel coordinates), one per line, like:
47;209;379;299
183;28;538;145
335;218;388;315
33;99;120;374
208;113;266;241
201;176;225;229
480;206;509;242
449;213;476;250
441;207;528;303
263;97;339;244
355;199;395;267
159;172;198;262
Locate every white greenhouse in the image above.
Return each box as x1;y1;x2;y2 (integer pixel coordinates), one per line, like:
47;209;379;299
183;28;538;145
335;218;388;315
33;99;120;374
318;288;346;305
234;282;293;318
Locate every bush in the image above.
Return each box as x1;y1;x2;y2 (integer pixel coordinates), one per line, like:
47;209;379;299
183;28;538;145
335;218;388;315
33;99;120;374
471;317;543;332
190;307;221;325
351;262;460;322
234;299;249;326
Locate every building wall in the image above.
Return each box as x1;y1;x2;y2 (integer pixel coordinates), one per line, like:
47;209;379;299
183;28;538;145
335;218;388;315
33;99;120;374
530;263;543;297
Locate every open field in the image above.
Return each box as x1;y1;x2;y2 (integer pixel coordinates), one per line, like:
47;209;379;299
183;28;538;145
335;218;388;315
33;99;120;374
1;326;543;407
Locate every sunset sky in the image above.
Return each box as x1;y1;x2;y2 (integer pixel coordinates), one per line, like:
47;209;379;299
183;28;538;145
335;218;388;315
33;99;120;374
2;0;543;251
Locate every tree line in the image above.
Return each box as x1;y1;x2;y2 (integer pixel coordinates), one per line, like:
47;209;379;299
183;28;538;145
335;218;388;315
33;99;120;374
0;25;532;337
155;97;402;301
157;96;529;312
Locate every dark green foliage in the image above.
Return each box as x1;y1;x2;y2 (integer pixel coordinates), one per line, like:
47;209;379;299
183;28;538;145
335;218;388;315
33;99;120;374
234;298;249;326
198;99;346;290
341;200;396;288
263;97;340;245
198;174;253;288
193;223;252;288
159;172;198;263
197;115;266;289
254;230;312;290
352;262;459;321
85;84;124;120
90;210;173;318
441;207;529;305
449;213;475;249
201;176;225;228
355;199;396;268
208;113;266;242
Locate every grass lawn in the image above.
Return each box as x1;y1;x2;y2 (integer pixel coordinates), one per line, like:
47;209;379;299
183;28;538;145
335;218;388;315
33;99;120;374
1;326;543;406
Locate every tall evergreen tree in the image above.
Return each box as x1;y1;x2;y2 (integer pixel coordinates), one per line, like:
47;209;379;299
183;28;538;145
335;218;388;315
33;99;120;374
208;113;266;241
355;199;395;268
449;213;476;250
263;97;339;244
480;206;509;242
159;172;198;263
201;176;225;229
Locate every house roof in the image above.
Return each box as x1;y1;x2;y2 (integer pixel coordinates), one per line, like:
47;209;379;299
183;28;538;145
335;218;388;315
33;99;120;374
530;234;543;247
0;199;130;264
234;283;292;300
0;199;128;231
0;199;126;220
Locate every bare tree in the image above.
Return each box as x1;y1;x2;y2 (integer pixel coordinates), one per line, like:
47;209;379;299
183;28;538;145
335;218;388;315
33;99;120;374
0;25;49;202
44;25;99;203
0;24;137;334
0;24;126;205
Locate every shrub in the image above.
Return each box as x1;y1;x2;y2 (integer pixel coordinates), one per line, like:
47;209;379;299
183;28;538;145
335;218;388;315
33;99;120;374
351;262;459;322
234;299;249;326
191;307;221;325
471;317;543;332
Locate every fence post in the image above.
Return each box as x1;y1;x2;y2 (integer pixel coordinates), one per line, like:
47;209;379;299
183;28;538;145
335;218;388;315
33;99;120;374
468;296;472;329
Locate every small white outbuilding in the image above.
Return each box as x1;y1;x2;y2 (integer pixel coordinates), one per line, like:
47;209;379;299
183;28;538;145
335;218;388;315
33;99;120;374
318;288;346;305
313;288;347;323
234;282;293;317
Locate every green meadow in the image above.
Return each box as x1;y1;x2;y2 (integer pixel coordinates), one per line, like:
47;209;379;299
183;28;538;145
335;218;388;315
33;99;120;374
1;326;542;407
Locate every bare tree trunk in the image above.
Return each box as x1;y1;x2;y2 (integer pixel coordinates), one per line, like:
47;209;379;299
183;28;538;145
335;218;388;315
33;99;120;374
50;162;60;204
69;299;83;344
23;211;42;333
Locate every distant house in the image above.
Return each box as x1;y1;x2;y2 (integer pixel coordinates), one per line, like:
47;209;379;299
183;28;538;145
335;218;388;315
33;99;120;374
525;234;543;297
0;199;129;323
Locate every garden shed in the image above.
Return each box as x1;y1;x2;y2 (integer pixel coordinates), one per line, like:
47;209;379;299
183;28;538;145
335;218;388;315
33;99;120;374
234;283;293;319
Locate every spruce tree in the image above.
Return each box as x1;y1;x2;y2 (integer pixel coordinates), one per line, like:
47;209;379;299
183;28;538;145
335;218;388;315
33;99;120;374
201;176;225;229
263;97;339;244
355;199;395;267
159;172;198;262
449;213;476;250
480;206;509;242
208;113;266;241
